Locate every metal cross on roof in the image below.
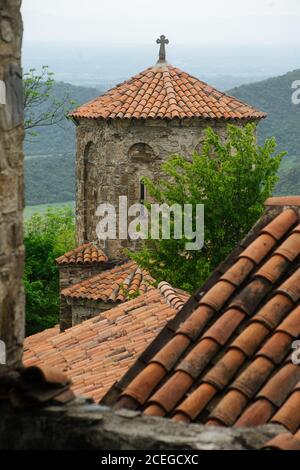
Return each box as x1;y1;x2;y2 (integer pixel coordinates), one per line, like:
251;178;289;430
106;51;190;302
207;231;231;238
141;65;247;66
156;35;169;63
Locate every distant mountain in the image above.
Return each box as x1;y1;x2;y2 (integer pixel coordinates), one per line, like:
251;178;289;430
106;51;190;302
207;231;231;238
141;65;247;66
23;42;300;89
228;70;300;195
25;154;75;206
25;70;300;206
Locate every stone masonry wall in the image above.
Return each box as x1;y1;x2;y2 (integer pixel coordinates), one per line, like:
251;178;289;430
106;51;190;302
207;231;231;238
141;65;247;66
0;402;284;450
70;299;116;326
59;263;114;331
75;117;246;259
0;0;24;367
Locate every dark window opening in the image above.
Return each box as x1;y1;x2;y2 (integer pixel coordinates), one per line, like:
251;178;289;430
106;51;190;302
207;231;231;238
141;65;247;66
140;181;145;203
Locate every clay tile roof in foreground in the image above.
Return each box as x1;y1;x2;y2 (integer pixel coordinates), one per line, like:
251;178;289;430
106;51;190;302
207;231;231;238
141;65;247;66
55;242;108;265
106;202;300;446
69;64;266;121
61;260;156;303
23;287;189;402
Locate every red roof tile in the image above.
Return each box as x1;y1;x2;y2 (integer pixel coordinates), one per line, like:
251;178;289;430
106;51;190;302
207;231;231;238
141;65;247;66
108;206;300;442
61;261;155;303
55;243;108;265
265;196;300;207
263;432;300;451
23;287;189;402
69;64;266;121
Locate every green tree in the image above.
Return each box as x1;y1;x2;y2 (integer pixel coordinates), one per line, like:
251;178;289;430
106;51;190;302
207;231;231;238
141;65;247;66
24;66;75;138
24;207;75;336
130;124;285;292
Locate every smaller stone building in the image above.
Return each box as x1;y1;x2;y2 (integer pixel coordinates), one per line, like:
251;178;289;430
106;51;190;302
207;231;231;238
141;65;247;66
61;260;155;326
55;242;117;331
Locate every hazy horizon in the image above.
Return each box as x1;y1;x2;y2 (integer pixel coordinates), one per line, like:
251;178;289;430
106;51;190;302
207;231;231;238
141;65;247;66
23;40;300;91
21;0;300;92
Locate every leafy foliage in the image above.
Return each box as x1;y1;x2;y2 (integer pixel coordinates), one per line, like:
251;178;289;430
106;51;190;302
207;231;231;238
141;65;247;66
24;66;76;137
130;124;284;293
24;208;75;336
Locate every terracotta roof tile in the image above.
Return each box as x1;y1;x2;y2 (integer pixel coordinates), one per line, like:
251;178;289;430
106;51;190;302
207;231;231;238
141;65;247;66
109;206;300;445
69;64;266;121
265;196;300;208
203;348;246;390
209;389;248;426
263;432;300;451
173;383;217;422
61;261;156;303
151;334;190;371
271;386;300;433
257;363;300;407
23;288;189;402
55;243;108;265
261;208;298;239
235;399;276;428
176;338;219;379
231;322;270;357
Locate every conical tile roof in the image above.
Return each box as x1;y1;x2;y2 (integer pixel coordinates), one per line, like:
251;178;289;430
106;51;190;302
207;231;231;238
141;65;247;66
69;64;266;121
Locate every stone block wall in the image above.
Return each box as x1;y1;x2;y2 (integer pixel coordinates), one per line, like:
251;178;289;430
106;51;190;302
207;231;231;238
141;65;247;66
0;0;24;367
70;299;115;326
74;117;246;259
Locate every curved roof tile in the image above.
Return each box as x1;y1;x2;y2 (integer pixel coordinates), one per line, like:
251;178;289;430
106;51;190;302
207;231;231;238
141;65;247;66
55;243;108;265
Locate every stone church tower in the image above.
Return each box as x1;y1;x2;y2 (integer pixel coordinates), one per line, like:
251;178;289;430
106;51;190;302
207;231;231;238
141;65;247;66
70;36;266;258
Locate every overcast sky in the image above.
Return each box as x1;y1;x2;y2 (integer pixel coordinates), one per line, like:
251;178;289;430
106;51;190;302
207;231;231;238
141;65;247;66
22;0;300;45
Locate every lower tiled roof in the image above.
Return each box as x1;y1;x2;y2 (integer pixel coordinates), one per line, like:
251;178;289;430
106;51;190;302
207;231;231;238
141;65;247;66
55;243;108;265
61;261;156;303
109;204;300;439
23;287;189;402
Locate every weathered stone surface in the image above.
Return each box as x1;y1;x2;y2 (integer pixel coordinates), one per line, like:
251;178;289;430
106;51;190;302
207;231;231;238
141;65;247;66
0;0;24;367
0;18;13;43
71;298;116;326
0;402;284;450
0;63;23;129
58;263;115;331
74;117;248;259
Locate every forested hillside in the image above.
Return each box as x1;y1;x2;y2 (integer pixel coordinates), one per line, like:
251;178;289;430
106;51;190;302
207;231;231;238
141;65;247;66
25;82;101;205
229;69;300;195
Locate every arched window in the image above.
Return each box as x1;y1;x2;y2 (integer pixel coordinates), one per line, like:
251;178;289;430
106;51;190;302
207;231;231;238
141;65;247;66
128;143;155;162
140;180;146;204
